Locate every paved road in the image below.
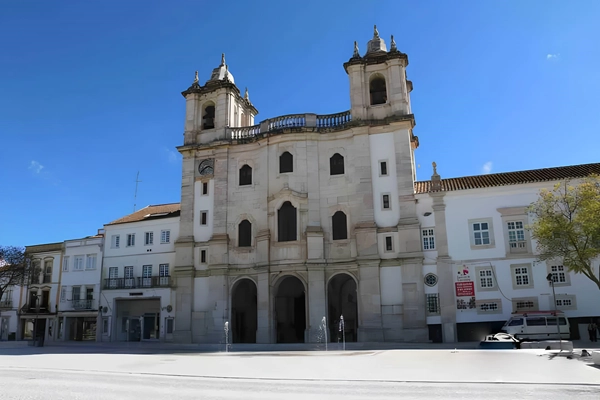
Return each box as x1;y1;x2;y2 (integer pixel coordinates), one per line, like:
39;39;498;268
0;349;598;399
0;368;598;400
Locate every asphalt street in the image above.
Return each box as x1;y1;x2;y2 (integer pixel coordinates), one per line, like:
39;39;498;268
0;348;598;399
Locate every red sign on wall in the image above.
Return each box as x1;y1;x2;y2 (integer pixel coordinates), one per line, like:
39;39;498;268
455;281;475;297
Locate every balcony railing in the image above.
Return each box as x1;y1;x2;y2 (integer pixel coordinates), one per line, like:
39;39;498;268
72;299;95;310
228;110;352;140
21;303;52;314
103;276;171;290
0;300;13;309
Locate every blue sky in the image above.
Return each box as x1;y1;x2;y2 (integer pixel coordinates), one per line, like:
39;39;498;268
1;0;599;246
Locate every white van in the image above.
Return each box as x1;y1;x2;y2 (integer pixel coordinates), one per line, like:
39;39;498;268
500;311;570;341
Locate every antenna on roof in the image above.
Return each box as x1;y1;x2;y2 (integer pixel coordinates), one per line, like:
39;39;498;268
133;171;142;212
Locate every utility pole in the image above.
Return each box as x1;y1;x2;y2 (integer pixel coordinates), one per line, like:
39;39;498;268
133;171;142;212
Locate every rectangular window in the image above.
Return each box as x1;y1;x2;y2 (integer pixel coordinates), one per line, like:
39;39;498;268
62;256;69;272
555;295;576;310
85;254;96;270
159;264;169;286
72;286;81;301
385;236;393;252
124;266;134;288
422;228;435;250
161;230;171;244
426;293;440;314
550;265;567;283
479;269;494;288
111;235;120;249
142;265;152;287
507;221;525;247
200;249;207;264
514;266;530;286
144;232;153;245
516;300;534;309
473;222;490;245
479;302;498;312
74;256;84;271
200;211;208;226
127;234;135;247
382;194;391;210
60;287;66;302
102;318;109;334
379;161;388;176
202;182;208;195
166;318;174;334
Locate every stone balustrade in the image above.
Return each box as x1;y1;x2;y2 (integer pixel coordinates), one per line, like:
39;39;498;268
228;110;351;140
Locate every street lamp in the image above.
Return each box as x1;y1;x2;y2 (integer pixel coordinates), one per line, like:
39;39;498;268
546;273;563;352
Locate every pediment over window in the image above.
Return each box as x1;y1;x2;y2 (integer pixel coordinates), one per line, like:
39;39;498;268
496;206;528;217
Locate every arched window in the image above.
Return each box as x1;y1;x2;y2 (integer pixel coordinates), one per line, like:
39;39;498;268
202;102;215;129
332;211;348;240
330;153;344;175
239;164;252;186
278;201;297;242
279;151;293;173
369;76;387;105
238;220;252;247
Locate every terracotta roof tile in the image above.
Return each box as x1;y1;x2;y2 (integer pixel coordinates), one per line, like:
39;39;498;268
415;162;600;194
106;203;181;226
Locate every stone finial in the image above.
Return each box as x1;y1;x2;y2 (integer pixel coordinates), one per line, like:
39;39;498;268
353;41;360;57
390;35;397;51
244;87;249;100
431;161;441;191
373;25;380;38
220;53;226;67
193;70;199;83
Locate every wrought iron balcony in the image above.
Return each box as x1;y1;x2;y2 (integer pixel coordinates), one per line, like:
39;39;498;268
0;300;12;309
103;276;171;290
72;299;94;310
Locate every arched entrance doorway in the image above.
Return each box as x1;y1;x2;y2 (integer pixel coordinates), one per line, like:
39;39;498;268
275;276;306;343
231;279;257;343
327;273;358;342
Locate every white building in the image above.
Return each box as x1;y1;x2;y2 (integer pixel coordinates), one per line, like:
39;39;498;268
19;242;63;342
0;285;22;341
414;163;600;342
99;204;179;342
57;233;104;341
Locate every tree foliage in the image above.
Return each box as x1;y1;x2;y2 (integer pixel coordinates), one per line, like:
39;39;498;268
0;246;31;301
528;175;600;290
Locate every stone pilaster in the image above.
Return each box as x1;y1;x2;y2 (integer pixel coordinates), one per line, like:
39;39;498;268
256;269;270;343
173;265;194;343
307;266;326;342
431;192;456;342
357;260;384;341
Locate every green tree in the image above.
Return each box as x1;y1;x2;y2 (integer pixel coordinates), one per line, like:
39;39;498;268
528;175;600;290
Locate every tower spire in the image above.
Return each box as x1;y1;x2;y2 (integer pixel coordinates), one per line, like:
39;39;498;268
373;25;380;39
220;53;226;67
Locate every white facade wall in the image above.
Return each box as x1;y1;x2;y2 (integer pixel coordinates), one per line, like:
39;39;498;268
369;131;401;227
60;237;103;312
101;217;179;342
416;180;600;334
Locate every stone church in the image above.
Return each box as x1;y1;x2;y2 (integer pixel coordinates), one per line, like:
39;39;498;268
172;26;428;344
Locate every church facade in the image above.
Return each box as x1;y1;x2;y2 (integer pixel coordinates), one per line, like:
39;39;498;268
172;27;429;344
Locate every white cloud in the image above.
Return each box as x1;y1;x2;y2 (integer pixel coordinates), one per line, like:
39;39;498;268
163;147;179;164
28;160;44;174
546;53;559;60
481;161;493;175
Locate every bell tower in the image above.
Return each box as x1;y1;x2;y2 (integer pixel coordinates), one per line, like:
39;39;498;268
343;26;413;121
181;54;258;146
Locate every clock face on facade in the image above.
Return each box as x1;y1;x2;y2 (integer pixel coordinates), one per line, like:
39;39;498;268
198;159;214;176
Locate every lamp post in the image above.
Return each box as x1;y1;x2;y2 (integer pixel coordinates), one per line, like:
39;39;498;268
546;273;562;351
